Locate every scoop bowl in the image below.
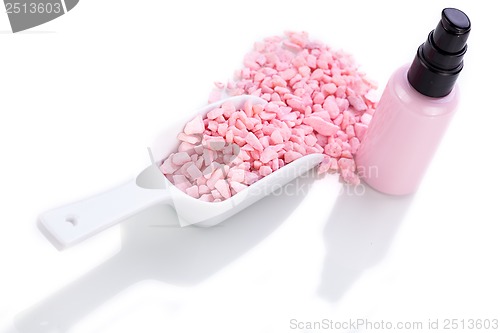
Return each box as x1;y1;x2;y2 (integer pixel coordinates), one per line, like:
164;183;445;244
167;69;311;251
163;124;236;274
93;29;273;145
38;95;323;249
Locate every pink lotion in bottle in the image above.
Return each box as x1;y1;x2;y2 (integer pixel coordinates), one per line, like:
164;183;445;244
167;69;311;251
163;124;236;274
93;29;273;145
356;8;471;195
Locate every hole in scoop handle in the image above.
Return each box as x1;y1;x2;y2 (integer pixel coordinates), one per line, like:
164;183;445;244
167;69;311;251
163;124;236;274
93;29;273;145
38;180;170;249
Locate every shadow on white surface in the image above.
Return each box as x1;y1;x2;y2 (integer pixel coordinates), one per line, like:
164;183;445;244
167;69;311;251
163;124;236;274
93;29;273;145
12;173;317;333
318;183;414;302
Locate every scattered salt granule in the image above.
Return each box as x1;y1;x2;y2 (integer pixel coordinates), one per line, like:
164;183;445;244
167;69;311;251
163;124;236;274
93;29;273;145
161;31;377;201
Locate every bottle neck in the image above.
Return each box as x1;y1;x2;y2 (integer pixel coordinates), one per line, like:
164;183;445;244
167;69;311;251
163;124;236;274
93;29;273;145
407;41;463;98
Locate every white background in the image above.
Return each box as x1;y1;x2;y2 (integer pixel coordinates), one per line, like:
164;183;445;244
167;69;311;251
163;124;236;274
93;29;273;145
0;1;499;332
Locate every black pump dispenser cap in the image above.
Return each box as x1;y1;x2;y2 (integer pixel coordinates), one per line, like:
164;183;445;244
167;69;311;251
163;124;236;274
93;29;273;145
407;8;471;97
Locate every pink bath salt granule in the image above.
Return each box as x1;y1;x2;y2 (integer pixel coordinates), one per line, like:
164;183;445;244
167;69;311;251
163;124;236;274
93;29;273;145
184;115;205;135
162;31;378;201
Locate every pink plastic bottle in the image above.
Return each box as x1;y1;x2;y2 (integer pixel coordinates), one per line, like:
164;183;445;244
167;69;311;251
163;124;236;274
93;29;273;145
356;8;471;195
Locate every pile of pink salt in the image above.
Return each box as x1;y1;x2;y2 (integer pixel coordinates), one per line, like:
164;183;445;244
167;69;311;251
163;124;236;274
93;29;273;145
161;31;377;202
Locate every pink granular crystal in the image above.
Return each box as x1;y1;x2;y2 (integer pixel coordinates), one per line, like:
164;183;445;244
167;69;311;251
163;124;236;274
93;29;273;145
161;31;377;201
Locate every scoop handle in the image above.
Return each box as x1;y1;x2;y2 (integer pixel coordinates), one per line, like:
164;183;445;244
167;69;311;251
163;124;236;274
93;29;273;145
38;180;170;249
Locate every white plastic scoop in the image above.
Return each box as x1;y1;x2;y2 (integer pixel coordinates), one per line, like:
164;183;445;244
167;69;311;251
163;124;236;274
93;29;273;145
39;95;323;249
